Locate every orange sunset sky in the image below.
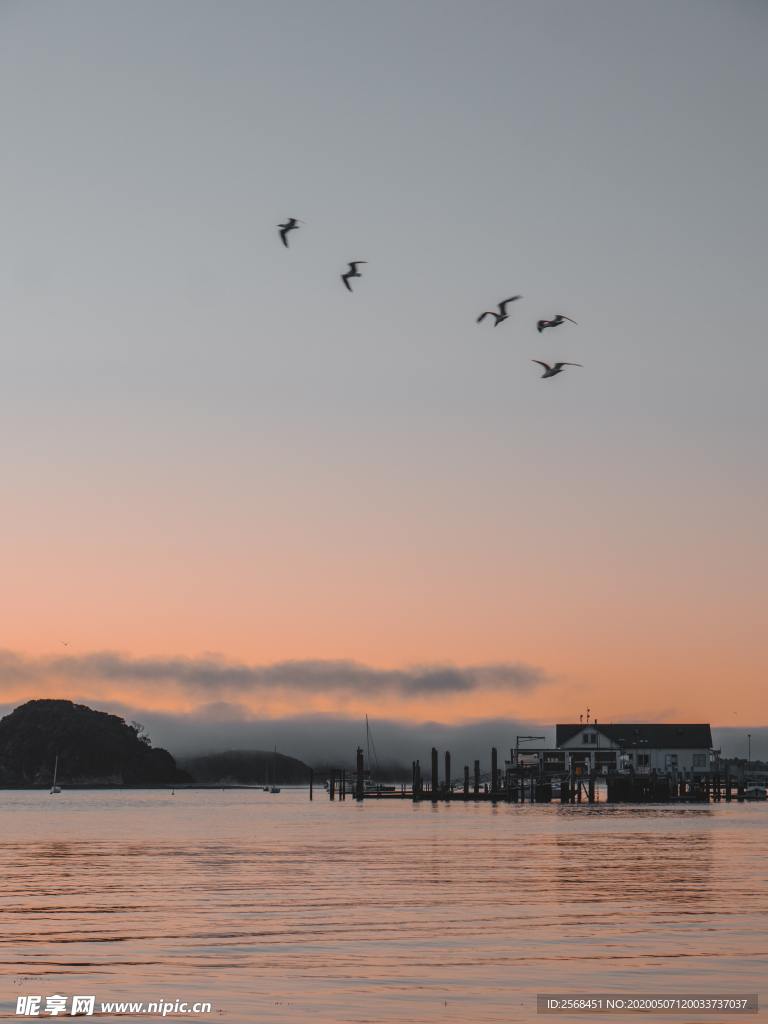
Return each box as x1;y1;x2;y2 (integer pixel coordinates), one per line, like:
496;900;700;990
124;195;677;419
1;2;766;738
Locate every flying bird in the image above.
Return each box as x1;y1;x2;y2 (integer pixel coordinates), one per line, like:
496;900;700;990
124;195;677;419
476;296;523;326
60;641;70;647
341;261;367;292
278;218;302;247
532;360;582;378
537;315;577;333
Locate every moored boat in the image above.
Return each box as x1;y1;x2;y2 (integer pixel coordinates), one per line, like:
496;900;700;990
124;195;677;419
50;755;62;795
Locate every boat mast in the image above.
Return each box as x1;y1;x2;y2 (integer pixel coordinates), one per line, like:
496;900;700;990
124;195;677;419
365;715;381;778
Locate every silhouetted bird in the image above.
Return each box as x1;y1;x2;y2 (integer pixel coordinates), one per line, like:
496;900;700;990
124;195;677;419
476;296;523;326
278;218;302;247
341;261;367;292
532;360;582;378
537;315;577;333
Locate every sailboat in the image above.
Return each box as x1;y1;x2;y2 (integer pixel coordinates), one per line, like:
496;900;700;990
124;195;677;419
269;746;280;793
362;715;396;793
50;755;62;795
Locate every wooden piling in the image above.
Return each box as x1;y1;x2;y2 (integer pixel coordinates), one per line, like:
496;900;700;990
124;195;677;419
431;748;439;802
491;747;498;796
445;750;451;793
474;759;480;796
535;781;552;803
309;769;313;801
464;765;469;798
355;747;364;801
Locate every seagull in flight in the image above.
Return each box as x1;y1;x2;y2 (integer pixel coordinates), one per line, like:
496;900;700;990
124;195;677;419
476;295;523;326
532;360;582;378
60;641;70;647
341;261;367;292
278;218;302;248
537;315;577;333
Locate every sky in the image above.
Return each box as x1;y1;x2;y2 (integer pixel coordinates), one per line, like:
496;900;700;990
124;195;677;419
0;0;766;758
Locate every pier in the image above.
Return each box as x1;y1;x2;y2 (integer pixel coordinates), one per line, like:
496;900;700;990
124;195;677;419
323;745;753;805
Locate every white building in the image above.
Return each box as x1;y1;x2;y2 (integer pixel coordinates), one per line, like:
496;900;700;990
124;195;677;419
556;723;714;775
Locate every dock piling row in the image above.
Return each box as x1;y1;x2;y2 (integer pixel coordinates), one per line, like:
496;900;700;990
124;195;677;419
321;745;750;804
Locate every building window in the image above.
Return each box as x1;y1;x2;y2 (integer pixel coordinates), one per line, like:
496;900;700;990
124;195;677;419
693;753;707;768
637;753;650;767
582;733;597;745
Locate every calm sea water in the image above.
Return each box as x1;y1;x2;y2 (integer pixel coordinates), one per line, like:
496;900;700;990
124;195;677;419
0;790;765;1023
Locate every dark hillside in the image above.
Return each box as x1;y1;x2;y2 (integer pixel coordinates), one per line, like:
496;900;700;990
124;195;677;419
180;749;311;785
0;699;189;786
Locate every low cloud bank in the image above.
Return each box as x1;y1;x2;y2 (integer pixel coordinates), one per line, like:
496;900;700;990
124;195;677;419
0;697;551;766
0;650;545;699
0;697;762;765
97;706;559;766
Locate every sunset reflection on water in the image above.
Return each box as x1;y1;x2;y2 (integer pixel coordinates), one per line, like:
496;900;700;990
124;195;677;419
0;793;765;1023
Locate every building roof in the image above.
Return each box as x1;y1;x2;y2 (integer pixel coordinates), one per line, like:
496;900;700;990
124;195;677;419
556;723;713;749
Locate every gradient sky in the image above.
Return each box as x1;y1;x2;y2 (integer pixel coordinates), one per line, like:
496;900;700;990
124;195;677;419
1;1;766;746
